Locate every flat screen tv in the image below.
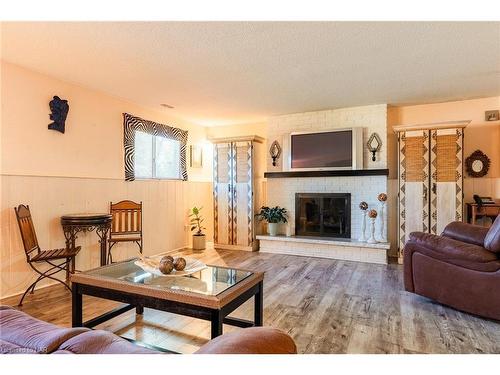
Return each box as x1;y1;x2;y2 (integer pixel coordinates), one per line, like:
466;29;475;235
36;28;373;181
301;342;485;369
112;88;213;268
284;128;363;171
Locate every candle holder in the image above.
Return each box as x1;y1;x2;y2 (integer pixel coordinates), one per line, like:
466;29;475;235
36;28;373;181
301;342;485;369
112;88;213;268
377;193;387;242
367;209;378;244
358;201;368;242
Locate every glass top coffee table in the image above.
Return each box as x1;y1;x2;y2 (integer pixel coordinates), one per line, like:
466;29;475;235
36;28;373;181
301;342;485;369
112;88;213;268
71;258;264;349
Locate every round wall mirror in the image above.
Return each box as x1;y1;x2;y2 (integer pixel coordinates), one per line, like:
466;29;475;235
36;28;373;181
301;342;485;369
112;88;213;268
472;160;483;173
465;150;490;178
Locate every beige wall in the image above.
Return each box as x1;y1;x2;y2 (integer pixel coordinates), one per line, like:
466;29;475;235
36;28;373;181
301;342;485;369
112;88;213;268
206;121;267;140
0;61;213;298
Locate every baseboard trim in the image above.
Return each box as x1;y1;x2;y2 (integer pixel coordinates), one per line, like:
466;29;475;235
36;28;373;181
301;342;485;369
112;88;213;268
0;279;60;301
214;243;257;252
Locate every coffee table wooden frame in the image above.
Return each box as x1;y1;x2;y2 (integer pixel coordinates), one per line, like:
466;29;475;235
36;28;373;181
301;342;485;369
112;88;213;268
71;262;264;345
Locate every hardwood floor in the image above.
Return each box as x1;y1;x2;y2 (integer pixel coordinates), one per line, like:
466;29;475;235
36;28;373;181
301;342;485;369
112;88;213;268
2;248;499;354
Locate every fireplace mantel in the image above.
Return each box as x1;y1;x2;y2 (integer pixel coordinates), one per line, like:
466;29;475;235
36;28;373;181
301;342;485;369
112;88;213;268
264;169;389;178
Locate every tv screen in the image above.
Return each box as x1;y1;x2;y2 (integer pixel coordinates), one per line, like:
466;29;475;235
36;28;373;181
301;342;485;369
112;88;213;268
291;130;352;169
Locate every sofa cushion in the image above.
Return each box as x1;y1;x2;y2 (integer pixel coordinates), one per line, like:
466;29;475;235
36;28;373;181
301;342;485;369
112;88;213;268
195;327;297;354
484;216;500;254
0;306;89;353
408;232;498;263
0;339;38;354
442;221;489;247
57;330;158;354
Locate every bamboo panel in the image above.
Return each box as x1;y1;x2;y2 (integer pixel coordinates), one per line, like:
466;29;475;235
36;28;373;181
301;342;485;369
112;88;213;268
236;145;249;183
435;135;458;182
405;136;426;182
216;146;229;183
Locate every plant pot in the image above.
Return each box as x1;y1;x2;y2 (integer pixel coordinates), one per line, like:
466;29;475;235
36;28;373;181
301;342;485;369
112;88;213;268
192;234;206;250
267;223;279;236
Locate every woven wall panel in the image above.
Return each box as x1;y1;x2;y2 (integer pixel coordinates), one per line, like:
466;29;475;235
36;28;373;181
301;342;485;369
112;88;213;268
236;145;250;183
405;136;425;182
435;135;458;182
217;146;230;183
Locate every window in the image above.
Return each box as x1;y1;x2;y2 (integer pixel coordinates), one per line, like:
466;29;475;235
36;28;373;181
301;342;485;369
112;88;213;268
134;130;181;179
123;113;188;181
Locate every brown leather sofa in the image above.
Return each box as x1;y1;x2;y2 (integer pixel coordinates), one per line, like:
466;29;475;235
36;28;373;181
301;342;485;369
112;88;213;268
404;216;500;321
0;306;296;354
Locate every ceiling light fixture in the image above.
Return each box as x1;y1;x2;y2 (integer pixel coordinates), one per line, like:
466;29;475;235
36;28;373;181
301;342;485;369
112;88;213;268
161;103;174;109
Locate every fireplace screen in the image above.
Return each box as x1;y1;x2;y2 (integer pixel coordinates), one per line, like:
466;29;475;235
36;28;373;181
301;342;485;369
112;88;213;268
295;193;351;238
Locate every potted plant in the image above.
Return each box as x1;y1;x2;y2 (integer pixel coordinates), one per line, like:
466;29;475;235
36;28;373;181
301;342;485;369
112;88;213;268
256;206;288;236
189;206;206;250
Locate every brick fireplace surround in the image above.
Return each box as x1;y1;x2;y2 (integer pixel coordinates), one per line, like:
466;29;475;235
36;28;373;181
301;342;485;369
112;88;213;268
257;104;391;264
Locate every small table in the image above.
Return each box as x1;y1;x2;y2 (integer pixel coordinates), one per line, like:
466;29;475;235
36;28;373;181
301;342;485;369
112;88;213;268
61;213;113;266
70;259;264;348
466;202;500;225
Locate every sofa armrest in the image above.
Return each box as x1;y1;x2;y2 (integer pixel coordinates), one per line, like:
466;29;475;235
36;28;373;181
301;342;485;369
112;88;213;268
195;327;297;354
442;221;489;247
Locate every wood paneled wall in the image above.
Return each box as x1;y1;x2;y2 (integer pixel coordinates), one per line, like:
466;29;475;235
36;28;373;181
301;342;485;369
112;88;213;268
0;175;213;299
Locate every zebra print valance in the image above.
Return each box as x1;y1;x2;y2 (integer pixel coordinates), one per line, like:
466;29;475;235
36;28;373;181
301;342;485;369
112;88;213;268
123;113;188;181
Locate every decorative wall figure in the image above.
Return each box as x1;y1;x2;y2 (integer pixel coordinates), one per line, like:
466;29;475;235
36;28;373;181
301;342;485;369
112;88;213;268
377;193;387;242
48;96;69;134
358;201;369;242
367;209;378;244
269;140;282;167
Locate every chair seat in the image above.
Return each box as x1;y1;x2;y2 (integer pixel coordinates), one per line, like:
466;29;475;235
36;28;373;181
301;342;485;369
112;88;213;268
31;247;81;262
109;236;141;243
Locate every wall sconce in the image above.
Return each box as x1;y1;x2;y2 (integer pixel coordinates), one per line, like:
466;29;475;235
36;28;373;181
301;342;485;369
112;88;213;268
366;133;382;162
269;140;282;166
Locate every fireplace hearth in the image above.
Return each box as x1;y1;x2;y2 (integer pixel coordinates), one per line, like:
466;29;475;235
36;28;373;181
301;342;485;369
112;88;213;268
295;193;350;238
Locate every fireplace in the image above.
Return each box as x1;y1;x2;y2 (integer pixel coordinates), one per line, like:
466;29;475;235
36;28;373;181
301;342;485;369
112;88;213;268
295;193;351;238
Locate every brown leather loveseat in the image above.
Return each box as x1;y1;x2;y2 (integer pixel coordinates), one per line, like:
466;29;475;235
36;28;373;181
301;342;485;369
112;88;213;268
0;306;296;354
404;216;500;321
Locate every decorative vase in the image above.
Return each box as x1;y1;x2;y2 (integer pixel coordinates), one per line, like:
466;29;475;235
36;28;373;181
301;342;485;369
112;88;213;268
358;201;369;242
359;210;368;242
367;218;377;244
367;209;378;244
192;234;206;250
268;222;279;236
378;201;387;242
377;193;387;243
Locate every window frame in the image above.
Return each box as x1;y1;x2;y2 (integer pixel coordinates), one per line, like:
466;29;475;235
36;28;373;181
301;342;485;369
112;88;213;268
134;131;182;181
123;113;188;182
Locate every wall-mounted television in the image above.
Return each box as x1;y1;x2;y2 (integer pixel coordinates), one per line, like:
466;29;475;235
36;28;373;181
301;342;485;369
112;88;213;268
283;128;363;171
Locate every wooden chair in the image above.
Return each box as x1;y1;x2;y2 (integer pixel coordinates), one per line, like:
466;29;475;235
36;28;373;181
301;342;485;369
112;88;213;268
14;204;81;306
108;200;143;263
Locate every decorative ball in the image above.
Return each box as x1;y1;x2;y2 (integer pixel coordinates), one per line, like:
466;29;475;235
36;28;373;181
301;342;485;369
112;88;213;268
159;260;174;274
160;255;174;264
359;201;368;211
368;209;378;219
173;257;186;271
378;193;387;202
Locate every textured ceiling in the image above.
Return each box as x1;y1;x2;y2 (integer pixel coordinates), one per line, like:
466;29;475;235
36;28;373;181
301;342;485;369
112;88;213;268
2;22;499;126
